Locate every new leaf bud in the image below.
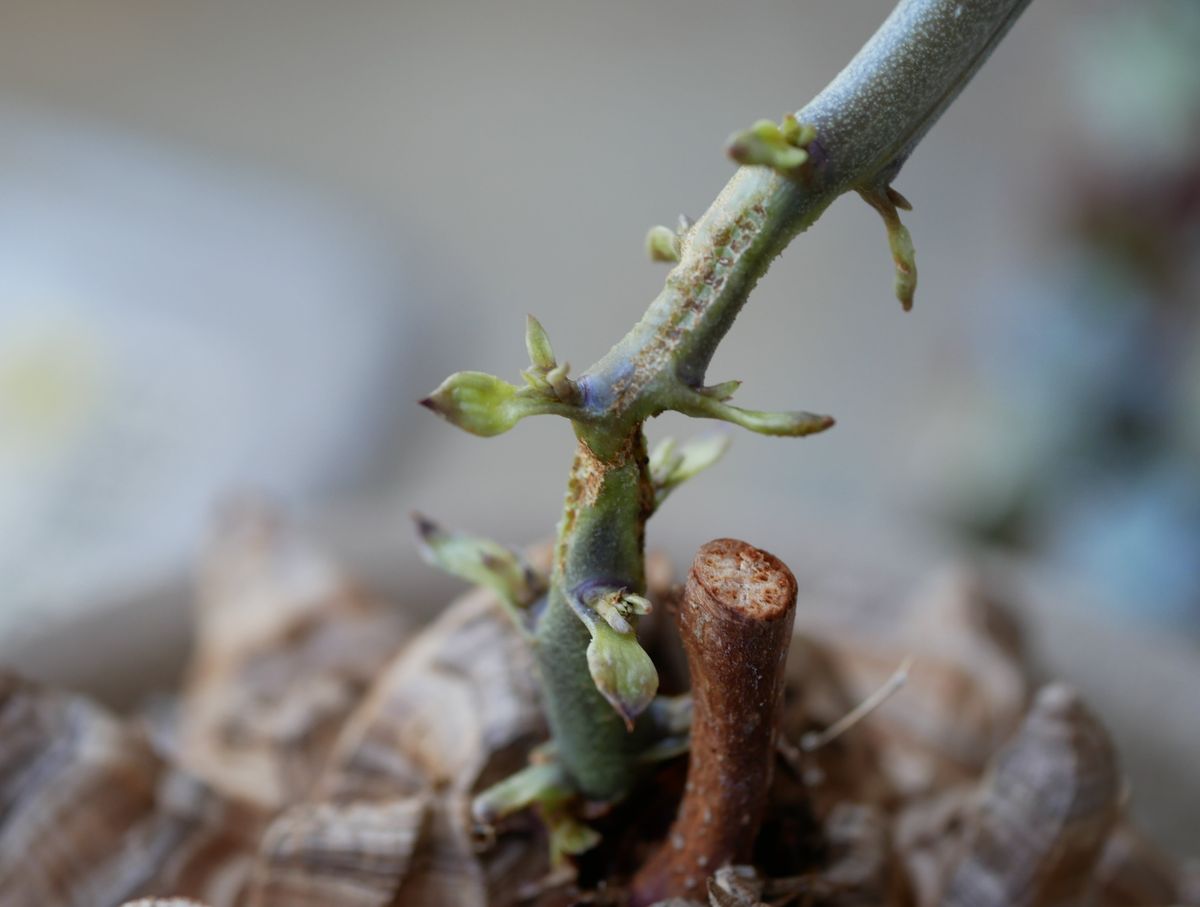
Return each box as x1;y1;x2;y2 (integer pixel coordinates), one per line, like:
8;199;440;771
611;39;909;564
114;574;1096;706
586;622;658;730
645;224;681;263
421;370;524;437
525;314;557;371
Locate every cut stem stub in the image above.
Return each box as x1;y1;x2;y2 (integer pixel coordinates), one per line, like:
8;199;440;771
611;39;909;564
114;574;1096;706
631;538;798;905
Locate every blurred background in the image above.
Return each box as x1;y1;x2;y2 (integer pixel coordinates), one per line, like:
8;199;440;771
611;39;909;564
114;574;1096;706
1;0;1198;843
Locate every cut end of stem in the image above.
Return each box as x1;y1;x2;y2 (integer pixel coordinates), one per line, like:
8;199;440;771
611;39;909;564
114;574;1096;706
691;538;798;623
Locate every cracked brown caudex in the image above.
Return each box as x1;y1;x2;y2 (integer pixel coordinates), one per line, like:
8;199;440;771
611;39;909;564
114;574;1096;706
419;0;1034;836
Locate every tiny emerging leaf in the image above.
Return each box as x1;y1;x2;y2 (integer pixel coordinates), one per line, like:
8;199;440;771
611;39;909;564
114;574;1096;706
648;437;683;486
594;599;632;635
671;386;835;439
888;219;917;311
727;115;815;173
645;224;682;263
698;379;742;401
413;514;545;616
858;184;918;311
652;433;731;506
780;114;817;148
422;367;579;436
544;361;578;402
521;315;581;403
586;622;658;730
547;813;602;864
525;314;557;371
471;762;567;824
472;757;601;867
421;370;524;436
720;407;834;437
574;584;652;634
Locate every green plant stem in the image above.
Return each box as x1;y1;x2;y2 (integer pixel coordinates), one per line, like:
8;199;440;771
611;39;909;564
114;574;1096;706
534;0;1033;802
534;429;655;798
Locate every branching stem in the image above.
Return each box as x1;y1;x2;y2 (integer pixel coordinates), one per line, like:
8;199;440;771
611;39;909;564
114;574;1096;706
536;0;1033;801
425;0;1034;806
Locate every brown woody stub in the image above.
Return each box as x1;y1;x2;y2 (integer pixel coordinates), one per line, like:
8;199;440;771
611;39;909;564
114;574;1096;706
631;538;798;904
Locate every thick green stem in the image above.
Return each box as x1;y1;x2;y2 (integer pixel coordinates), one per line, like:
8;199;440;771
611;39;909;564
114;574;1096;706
530;0;1033;802
587;0;1033;414
534;428;655;798
425;0;1035;805
588;171;819;414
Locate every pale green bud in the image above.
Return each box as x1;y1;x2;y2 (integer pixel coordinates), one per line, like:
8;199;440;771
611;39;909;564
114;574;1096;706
591;589;633;634
648;437;683;486
727;116;814;172
622;592;652;616
586;621;658;729
723;407;835;437
414;514;545;610
583;586;653;635
886;186;913;211
654;433;731;505
779;113;817;147
421;370;524;436
520;316;579;403
422;368;579;434
673;386;835;438
888;218;917;312
645;224;681;263
859;185;918;311
544;361;579;403
673;434;730;478
547;814;602;862
519;367;551;391
524;314;557;371
698;379;742;401
471;762;565;824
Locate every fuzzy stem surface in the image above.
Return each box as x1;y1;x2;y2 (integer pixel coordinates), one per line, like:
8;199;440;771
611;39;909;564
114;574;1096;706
534;0;1033;801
